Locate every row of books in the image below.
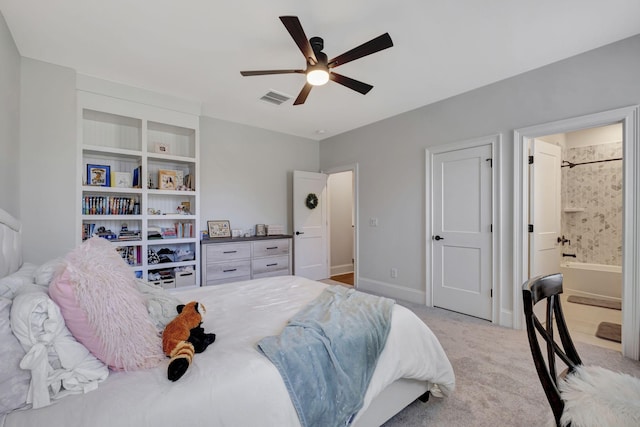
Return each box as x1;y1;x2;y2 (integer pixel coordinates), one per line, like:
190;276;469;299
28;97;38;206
82;196;139;215
148;222;194;239
116;246;142;266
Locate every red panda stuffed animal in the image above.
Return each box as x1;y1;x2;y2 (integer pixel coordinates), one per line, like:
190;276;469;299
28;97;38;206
162;301;216;381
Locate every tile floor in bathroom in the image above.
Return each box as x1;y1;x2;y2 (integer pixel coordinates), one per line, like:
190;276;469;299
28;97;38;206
561;290;622;352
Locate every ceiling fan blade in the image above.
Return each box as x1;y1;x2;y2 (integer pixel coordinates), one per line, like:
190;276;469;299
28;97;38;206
293;83;313;105
279;16;318;65
240;69;304;76
329;72;373;95
328;33;393;68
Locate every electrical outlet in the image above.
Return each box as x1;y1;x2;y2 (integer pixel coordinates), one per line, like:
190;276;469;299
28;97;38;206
390;268;398;278
369;217;378;227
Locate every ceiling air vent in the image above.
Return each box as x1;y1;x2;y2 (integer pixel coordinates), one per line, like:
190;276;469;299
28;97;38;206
260;90;291;105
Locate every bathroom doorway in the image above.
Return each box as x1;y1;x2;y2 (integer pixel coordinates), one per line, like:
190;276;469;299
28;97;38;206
535;124;623;351
514;105;640;359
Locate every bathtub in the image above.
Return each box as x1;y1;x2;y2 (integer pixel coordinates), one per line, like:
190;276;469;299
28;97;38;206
559;261;622;301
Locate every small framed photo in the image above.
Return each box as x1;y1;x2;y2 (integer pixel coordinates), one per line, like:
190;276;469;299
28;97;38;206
154;142;170;155
111;171;132;188
87;164;110;187
158;169;177;190
208;220;231;238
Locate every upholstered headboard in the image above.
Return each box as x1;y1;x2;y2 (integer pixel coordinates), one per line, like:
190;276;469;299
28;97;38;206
0;208;23;279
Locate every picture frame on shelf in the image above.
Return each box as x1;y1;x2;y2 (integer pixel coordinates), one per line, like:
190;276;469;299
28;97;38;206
111;171;133;188
207;220;231;238
87;164;110;187
158;169;178;190
154;142;170;154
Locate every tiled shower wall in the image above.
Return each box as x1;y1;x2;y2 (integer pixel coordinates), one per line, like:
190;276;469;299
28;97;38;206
561;142;622;266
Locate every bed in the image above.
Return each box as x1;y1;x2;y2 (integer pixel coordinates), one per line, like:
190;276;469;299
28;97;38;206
0;208;455;427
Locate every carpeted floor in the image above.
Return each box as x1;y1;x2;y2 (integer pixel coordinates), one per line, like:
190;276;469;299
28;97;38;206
380;300;640;427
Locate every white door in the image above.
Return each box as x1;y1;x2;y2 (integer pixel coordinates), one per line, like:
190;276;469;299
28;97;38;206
293;170;328;280
528;139;562;278
432;144;492;320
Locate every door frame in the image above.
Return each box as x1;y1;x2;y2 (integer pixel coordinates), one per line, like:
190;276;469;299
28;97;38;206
323;163;359;288
513;105;640;360
426;134;502;323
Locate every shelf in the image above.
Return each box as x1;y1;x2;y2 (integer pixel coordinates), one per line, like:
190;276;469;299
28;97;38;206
563;208;585;213
78;91;200;286
147;189;196;196
82;186;143;194
147;238;196;245
147;153;196;164
83;144;142;159
148;260;197;270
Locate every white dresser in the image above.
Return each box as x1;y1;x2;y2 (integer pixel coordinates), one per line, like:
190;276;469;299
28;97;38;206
201;236;292;286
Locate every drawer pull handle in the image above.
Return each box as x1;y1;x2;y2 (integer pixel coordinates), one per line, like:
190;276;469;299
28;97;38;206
223;250;238;254
223;268;237;273
266;263;278;267
266;246;278;250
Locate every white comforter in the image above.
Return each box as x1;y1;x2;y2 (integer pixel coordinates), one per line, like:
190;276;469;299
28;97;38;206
3;276;455;427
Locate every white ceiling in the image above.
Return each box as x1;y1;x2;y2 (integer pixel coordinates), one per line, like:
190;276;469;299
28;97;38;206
2;0;640;140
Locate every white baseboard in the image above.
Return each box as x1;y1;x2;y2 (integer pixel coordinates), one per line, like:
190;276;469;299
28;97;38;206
330;264;354;276
357;277;425;304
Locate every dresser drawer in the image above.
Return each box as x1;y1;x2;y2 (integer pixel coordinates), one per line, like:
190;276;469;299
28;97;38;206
252;255;289;277
205;260;251;281
252;239;290;258
205;242;251;262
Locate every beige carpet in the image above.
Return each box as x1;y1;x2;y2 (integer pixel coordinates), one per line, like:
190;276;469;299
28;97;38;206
380;300;640;427
596;321;622;343
567;295;621;310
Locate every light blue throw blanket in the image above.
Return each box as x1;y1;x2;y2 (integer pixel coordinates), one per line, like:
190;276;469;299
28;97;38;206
257;286;395;427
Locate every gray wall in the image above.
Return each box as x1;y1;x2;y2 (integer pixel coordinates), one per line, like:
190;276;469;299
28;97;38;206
320;34;640;312
0;12;20;218
13;61;318;264
19;58;76;264
200;117;318;235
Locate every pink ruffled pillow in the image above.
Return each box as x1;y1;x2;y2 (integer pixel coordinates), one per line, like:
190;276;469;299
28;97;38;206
49;237;164;371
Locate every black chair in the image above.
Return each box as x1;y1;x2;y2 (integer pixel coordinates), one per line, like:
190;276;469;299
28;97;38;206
522;273;581;426
522;273;640;427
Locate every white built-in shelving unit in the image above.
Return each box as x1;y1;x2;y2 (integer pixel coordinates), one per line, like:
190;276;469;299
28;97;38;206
76;92;200;287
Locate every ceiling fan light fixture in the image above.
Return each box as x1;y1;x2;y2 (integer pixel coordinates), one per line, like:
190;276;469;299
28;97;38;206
307;68;329;86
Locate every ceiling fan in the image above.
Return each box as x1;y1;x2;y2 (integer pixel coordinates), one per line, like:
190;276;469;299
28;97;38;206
240;16;393;105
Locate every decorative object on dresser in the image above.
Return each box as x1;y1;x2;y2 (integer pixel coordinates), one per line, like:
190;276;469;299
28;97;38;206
266;224;284;236
201;236;292;286
255;224;266;237
207;220;231;238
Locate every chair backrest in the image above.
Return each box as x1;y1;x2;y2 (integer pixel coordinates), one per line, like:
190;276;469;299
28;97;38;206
522;273;582;426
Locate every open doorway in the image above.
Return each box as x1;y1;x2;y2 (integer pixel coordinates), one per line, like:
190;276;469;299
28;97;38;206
513;105;640;360
325;164;358;288
532;124;623;352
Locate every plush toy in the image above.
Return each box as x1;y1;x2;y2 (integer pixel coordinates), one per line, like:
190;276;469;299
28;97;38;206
162;301;216;381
